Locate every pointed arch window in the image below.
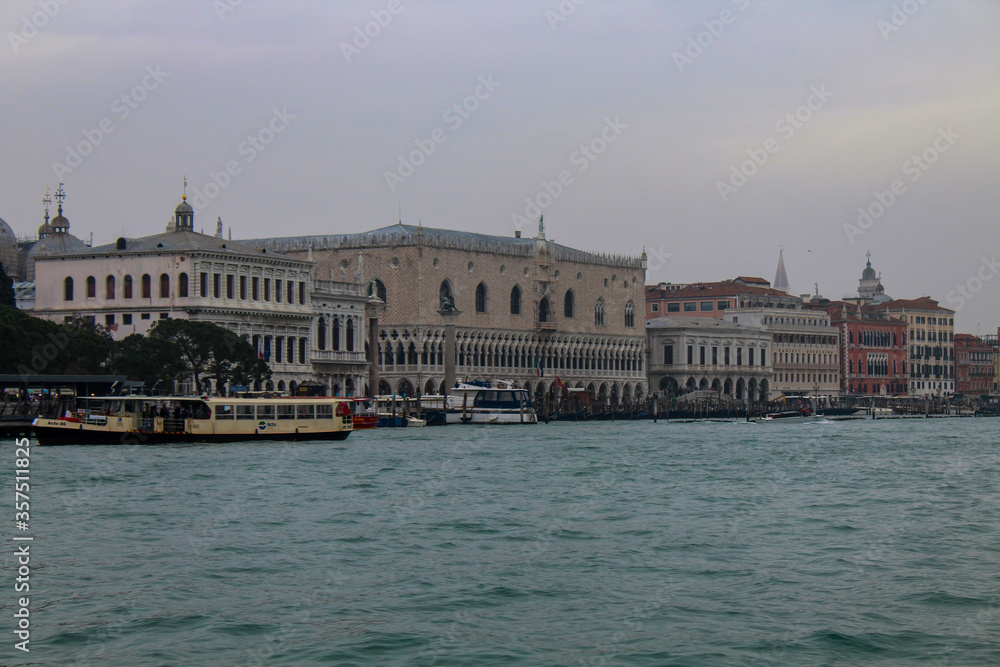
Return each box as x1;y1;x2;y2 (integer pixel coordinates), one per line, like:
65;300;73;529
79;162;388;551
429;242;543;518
346;318;355;351
595;298;606;326
332;317;341;351
539;297;552;323
317;317;327;351
564;290;575;318
624;300;636;327
475;282;489;313
510;285;522;315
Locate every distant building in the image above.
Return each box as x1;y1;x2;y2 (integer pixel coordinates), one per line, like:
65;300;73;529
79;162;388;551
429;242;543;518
30;191;367;395
806;300;908;395
723;306;840;398
646;315;772;403
644;277;797;321
870;297;954;396
250;219;648;404
772;249;790;293
954;334;994;396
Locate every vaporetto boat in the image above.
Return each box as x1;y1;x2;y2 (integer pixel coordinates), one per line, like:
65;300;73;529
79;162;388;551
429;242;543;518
32;395;354;445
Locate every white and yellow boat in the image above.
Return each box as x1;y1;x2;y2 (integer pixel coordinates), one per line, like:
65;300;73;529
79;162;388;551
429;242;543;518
32;395;354;445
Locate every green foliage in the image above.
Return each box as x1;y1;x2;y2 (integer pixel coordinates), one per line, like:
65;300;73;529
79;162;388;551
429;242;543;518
149;319;270;394
0;306;112;375
0;263;15;308
108;334;185;388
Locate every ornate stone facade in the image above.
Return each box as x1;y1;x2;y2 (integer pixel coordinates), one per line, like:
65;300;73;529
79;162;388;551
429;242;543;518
251;221;648;404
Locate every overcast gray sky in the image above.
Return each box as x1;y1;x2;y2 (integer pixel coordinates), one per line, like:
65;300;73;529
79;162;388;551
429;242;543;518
2;0;997;331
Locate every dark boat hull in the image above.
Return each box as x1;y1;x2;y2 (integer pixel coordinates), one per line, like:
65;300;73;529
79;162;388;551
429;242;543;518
32;426;351;446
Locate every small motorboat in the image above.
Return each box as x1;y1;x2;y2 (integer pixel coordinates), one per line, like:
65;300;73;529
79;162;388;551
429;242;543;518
753;408;822;424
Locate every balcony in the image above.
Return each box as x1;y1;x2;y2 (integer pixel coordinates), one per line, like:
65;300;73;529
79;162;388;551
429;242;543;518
535;321;557;332
311;350;366;364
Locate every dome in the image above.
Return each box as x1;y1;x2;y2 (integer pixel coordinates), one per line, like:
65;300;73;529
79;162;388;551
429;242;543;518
38;221;54;237
25;231;88;281
175;199;194;215
861;261;877;281
0;216;18;275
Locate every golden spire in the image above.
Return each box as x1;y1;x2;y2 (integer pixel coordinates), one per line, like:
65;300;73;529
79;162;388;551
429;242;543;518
182;176;187;201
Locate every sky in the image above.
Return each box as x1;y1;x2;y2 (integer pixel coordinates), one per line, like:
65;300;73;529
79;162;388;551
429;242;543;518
2;0;998;333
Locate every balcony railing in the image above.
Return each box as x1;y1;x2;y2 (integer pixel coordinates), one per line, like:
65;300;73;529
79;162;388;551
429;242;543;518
311;350;366;363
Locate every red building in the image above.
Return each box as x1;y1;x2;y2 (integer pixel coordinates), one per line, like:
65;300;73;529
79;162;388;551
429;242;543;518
954;334;995;396
807;300;908;395
645;277;798;320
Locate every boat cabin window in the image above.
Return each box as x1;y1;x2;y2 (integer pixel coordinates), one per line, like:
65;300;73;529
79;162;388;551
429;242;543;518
316;404;334;419
257;405;276;420
297;404;315;419
215;405;235;420
277;404;296;420
236;405;255;420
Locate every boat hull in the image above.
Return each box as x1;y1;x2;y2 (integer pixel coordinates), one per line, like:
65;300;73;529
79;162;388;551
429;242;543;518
32;423;351;446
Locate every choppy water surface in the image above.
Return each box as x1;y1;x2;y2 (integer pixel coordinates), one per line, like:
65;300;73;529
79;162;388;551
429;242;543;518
11;418;1000;665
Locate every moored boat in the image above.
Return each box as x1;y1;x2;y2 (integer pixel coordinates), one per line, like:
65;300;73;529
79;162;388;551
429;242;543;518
753;407;822;424
421;380;537;424
32;395;353;445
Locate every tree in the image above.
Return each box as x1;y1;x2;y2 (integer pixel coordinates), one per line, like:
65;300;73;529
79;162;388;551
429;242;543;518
0;307;112;375
0;263;15;308
109;334;185;388
149;319;270;394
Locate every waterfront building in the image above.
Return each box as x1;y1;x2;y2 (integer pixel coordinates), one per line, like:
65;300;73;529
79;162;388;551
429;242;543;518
954;334;995;396
646;316;772;403
722;306;840;399
250;219;648;405
805;299;908;395
644;277;798;321
869;297;955;396
30;192;367;394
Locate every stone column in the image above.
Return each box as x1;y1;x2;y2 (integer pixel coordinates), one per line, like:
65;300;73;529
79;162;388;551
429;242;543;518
365;297;386;396
440;308;463;393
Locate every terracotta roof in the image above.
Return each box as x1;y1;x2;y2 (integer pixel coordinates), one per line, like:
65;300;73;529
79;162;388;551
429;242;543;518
646;280;792;300
868;296;955;314
734;276;770;285
806;300;906;325
646;315;765;332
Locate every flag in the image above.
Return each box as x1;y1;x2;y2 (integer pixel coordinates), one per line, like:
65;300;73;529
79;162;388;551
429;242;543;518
554;376;567;391
534;357;543;377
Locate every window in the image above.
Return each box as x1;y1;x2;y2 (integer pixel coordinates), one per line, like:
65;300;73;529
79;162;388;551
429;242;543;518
725;347;730;365
296;404;315;420
299;281;305;305
317;317;327;351
240;275;247;300
651;303;659;312
687;346;693;364
717;301;728;310
63;277;73;301
664;345;674;365
275;337;283;363
286;280;294;303
475;282;489;313
257;404;276;420
251;276;259;300
277;404;295;420
215;405;235;420
700;301;713;311
595;299;605;326
683;302;696;312
712;347;718;365
275;279;282;302
761;349;766;366
178;273;188;298
159;273;169;298
346;319;354;351
159;313;170;319
105;275;116;300
539;297;552;323
737;348;743;365
331;319;340;351
212;274;220;298
510;286;522;315
264;278;270;301
236;405;255;420
200;273;207;297
123;314;132;325
299;338;306;364
105;314;115;327
287;337;294;363
227;275;234;299
624;300;635;327
86;276;96;298
316;404;333;419
749;348;755;366
667;303;680;313
564;290;575;318
140;313;151;320
700;346;706;365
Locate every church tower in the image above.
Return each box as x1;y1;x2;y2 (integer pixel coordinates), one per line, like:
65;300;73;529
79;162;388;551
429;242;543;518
773;249;790;293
